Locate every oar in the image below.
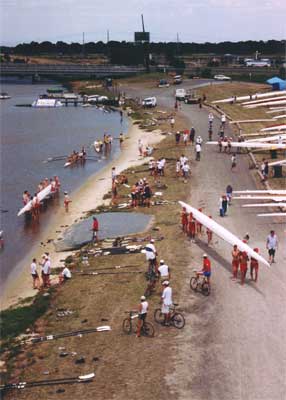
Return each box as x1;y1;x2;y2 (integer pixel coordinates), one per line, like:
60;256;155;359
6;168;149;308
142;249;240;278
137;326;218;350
27;325;111;344
0;373;95;392
44;156;68;163
77;271;144;276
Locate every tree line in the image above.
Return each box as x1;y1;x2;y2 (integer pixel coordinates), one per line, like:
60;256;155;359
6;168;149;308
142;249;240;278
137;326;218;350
1;40;285;66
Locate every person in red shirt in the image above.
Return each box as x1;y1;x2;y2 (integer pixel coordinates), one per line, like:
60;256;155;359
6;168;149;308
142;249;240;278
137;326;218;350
196;208;203;235
181;207;188;233
239;243;249;285
92;217;99;242
250;248;259;282
231;244;240;279
206;216;213;245
188;213;196;242
197;254;211;284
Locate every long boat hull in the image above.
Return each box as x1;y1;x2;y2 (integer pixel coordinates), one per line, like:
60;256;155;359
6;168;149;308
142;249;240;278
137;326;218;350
206;141;286;149
17;184;52;216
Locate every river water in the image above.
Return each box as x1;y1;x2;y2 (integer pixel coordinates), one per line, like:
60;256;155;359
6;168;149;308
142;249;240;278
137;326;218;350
0;80;128;290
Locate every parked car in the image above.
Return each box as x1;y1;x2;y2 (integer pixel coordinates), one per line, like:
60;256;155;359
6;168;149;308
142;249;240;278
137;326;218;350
214;75;231;81
158;79;170;88
175;88;186;101
142;97;157;108
173;75;183;84
184;91;199;104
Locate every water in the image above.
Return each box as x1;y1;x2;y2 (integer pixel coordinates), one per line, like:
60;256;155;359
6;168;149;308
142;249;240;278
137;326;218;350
0;80;128;289
55;212;153;251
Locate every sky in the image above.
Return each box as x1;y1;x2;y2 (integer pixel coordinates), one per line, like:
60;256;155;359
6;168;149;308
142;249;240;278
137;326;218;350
0;0;285;46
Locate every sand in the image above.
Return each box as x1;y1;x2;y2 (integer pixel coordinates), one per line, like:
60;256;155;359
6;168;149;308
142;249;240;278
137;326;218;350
0;122;165;310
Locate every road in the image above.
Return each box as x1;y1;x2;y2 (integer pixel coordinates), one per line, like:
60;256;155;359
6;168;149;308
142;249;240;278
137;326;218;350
124;80;286;400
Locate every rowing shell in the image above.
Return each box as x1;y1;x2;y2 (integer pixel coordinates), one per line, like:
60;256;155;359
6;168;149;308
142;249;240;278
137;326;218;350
206;141;286;150
233;190;286;195
64;152;84;167
179;201;270;268
212;90;286;104
257;213;286;217
242;203;286;208
17;185;52;216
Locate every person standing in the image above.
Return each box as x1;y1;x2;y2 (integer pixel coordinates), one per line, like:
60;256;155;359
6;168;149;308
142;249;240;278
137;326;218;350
188;213;196;242
170;116;175;129
208;112;214;125
138;139;143;156
31;258;40;289
183;131;188;146
145;239;157;271
221;114;226;127
136;296;149;337
195;142;201;161
181;207;188;233
119;133;124;147
266;230;278;264
231;154;237;171
222;195;228;216
250;248;259;282
92;216;99;242
175;131;181;145
239;247;249;285
42;255;51;288
206;216;213;245
231;245;240;279
189;127;195;144
64;192;71;212
219;195;224;217
226;184;233;204
161;281;172;326
158;260;170;282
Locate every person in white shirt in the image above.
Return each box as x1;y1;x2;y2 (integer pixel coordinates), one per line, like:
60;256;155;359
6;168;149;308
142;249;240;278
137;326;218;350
161;281;173;325
266;230;278;264
196;136;203;145
42;255;51;288
176;159;181;177
136;295;149;337
31;258;39;289
145;239;157;270
208;112;214;124
221;114;226;126
59;266;72;284
180;154;188;168
158;260;170;282
182;163;190;179
195;143;201;161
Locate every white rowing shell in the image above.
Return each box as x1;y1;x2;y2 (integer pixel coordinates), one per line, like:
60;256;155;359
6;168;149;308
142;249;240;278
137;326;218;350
212;90;286;104
242;203;286;208
257;213;286;217
233;190;286;195
94;141;101;153
179;201;270;268
17;184;52;216
233;196;286;201
261;124;286;132
206;141;286;149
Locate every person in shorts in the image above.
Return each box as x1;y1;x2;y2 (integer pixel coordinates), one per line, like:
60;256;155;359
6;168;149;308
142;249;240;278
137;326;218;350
266;230;278;264
161;281;173;326
136;296;149;337
197;254;211;285
31;258;40;289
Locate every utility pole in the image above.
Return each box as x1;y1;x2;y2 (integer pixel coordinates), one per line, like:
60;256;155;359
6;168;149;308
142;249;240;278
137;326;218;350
82;32;85;58
107;29;110;43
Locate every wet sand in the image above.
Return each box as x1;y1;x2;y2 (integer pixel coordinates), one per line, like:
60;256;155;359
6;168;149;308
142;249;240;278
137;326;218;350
0;122;164;310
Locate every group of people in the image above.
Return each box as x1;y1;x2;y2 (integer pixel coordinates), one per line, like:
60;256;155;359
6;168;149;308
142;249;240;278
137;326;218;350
130;178;152;208
22;176;61;219
174;127;197;146
66;147;86;165
30;253;71;290
148;158;166;178
181;207;213;246
138;139;153;157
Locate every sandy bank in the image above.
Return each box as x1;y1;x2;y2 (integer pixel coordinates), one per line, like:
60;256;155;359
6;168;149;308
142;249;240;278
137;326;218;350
1;122;165;310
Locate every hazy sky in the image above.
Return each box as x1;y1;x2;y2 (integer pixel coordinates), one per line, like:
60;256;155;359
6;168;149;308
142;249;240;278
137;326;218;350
1;0;285;45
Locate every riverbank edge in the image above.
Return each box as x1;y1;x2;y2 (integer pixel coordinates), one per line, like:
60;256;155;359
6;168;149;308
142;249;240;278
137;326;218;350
0;118;165;311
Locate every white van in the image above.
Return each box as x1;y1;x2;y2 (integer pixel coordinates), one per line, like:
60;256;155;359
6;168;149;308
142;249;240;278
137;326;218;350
142;97;157;108
175;88;186;100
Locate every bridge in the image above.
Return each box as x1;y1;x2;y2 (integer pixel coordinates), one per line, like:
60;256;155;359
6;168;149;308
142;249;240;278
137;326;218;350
0;63;146;79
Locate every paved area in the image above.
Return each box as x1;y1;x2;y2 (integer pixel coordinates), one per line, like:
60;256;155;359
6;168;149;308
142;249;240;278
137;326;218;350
123;80;286;400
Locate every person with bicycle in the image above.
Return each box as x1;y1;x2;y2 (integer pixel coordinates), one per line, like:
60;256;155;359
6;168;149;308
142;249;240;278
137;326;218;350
145;239;158;273
161;281;173;326
136;296;149;337
196;254;211;285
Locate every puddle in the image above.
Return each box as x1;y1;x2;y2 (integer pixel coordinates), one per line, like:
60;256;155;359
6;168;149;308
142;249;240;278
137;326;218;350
54;212;153;251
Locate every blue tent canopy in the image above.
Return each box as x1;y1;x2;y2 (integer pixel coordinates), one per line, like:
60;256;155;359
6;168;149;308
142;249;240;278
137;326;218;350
266;76;286;91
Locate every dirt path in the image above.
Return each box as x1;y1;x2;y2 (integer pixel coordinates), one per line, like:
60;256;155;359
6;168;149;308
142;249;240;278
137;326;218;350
168;101;286;400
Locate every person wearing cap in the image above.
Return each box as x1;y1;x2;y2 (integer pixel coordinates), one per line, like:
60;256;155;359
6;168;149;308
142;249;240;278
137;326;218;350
145;239;158;272
92;216;99;242
161;281;172;326
41;255;51;288
158;260;170;283
64;191;71;212
239;243;249;285
197;254;211;285
136;296;149;337
250;248;259;282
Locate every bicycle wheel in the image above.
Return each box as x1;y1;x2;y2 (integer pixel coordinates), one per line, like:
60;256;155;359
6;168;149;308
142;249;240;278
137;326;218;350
172;312;185;329
190;277;198;291
122;318;132;334
142;322;155;337
154;308;165;324
202;282;211;296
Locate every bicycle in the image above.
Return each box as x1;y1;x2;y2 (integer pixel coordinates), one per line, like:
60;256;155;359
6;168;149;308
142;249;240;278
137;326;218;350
154;303;185;329
122;311;155;337
190;269;211;296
